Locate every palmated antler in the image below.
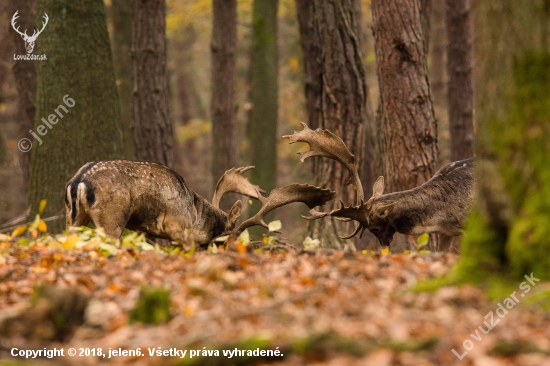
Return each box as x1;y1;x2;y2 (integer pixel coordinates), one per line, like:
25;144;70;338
235;184;335;233
324;201;371;239
212;166;266;209
283;122;364;219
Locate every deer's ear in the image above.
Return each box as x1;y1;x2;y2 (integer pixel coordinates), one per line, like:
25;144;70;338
226;200;243;230
375;202;395;219
372;176;385;198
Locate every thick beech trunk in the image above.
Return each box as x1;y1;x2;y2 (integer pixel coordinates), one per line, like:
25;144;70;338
29;0;123;231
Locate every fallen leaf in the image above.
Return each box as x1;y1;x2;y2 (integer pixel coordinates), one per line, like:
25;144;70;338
267;220;282;232
11;225;27;238
38;199;47;215
63;234;78;249
37;220;47;232
303;236;320;250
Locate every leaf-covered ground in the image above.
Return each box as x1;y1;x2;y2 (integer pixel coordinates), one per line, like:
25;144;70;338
0;227;550;366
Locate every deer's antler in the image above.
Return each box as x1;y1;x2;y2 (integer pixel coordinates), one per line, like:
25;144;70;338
11;11;27;38
323;201;370;239
11;12;48;40
212;166;265;209
283;122;364;219
235;184;335;233
32;13;49;39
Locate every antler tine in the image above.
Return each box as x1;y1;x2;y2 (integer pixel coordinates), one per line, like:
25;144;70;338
283;122;365;205
315;200;370;239
37;13;48;36
11;11;27;37
339;224;365;240
235;183;335;233
212;166;266;209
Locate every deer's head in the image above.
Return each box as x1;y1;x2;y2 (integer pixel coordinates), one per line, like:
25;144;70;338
362;177;398;247
12;11;48;54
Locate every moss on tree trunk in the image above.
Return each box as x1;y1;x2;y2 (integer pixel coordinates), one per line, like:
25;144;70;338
28;0;123;231
457;52;550;281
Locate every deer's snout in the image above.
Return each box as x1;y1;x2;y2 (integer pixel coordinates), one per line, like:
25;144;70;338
371;228;395;247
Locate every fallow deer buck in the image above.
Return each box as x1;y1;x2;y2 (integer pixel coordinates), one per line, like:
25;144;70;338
65;161;335;246
284;123;474;248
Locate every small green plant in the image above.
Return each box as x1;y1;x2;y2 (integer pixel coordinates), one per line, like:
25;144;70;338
129;287;171;325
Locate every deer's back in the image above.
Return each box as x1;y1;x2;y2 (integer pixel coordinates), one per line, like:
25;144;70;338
65;161;197;226
67;161;191;201
373;158;474;237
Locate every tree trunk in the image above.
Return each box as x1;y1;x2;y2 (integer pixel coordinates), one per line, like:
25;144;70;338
28;0;123;231
296;0;370;249
174;68;200;190
210;0;238;207
371;0;439;252
372;0;438;193
446;0;473;161
419;0;431;54
132;0;172;166
110;0;134;159
7;0;37;181
429;0;449;166
0;7;13;167
248;0;278;226
456;1;550;281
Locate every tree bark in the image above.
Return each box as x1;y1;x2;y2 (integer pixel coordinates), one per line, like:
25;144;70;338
248;0;278;225
429;0;449;166
132;0;173;166
446;0;473;161
210;0;238;199
28;0;123;231
371;0;438;193
110;0;134;159
371;0;439;252
419;0;431;54
296;0;370;249
7;0;37;181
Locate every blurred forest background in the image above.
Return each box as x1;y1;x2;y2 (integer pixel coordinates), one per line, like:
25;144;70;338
0;1;550;363
0;0;548;253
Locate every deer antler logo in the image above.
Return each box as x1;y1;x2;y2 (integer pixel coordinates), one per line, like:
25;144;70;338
11;11;49;54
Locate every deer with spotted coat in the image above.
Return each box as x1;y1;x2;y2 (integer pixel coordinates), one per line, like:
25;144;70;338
65;161;335;246
283;123;474;249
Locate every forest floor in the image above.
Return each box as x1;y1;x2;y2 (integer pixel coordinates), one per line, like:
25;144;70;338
0;228;550;366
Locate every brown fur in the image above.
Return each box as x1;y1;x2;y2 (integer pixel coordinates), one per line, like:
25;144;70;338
65;161;241;246
366;159;474;246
